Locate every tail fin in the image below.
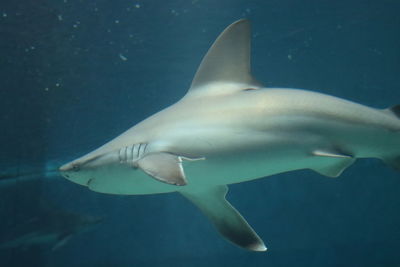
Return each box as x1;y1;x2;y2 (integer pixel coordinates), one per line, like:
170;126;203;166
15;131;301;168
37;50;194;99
383;105;400;170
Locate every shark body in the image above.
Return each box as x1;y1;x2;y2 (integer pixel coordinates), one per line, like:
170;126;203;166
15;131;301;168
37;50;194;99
60;19;400;251
0;203;101;251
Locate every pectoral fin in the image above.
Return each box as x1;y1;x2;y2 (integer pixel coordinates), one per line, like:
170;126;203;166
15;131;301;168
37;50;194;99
180;185;266;252
136;153;187;186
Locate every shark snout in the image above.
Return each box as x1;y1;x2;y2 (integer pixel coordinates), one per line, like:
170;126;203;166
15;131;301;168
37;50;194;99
59;162;80;174
59;163;71;172
59;161;82;181
59;161;93;187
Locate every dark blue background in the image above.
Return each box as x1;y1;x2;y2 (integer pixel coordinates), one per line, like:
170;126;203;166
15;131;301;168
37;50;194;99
1;0;400;266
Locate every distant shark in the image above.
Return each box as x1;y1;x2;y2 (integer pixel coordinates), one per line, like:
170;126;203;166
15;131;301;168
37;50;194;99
0;202;101;251
59;19;400;251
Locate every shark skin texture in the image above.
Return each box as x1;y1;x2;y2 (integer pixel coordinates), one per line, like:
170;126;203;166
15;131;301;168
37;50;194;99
59;19;400;251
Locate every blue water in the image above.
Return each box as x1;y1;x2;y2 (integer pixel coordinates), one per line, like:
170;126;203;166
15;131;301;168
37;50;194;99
1;0;400;266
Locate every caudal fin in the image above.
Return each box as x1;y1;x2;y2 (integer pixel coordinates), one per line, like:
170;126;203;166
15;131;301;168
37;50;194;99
383;104;400;170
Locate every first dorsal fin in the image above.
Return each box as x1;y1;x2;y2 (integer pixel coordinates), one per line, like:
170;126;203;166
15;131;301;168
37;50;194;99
188;19;262;93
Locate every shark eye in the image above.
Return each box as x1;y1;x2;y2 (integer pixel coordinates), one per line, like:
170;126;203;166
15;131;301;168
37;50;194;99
72;165;80;172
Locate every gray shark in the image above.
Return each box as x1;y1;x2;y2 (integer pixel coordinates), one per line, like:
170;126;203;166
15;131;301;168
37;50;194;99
0;202;102;251
59;19;400;251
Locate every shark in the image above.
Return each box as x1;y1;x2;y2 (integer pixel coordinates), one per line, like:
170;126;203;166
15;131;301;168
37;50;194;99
0;201;102;251
59;19;400;251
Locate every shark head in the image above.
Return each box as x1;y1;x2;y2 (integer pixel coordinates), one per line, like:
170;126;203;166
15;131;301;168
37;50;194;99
59;151;121;187
59;148;179;195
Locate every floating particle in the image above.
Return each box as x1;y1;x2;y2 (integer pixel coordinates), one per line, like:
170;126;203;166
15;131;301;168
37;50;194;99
2;13;7;18
287;54;292;60
58;14;63;21
115;20;119;24
119;53;128;61
135;4;140;8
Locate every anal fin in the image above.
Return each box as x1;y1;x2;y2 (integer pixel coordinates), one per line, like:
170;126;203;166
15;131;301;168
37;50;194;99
180;185;266;252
